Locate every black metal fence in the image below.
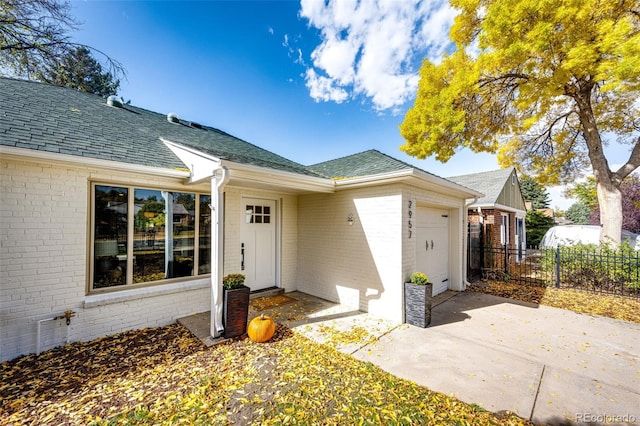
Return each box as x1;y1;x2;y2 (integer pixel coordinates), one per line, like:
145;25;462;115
469;244;640;299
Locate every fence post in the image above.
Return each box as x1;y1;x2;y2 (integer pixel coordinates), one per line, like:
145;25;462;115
555;248;560;288
504;244;508;274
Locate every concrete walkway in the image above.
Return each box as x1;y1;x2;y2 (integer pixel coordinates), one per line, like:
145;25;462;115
348;292;640;426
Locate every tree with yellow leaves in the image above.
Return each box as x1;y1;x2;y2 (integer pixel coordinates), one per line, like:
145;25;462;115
400;0;640;247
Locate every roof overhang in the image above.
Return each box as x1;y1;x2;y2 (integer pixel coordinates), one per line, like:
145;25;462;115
335;168;483;199
0;145;190;179
162;138;335;194
469;202;527;216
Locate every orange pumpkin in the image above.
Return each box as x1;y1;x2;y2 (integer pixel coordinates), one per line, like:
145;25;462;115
247;314;276;342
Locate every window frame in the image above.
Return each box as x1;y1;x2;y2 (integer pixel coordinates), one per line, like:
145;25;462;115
89;182;211;294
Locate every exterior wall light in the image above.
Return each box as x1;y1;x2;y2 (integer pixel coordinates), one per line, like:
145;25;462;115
347;213;354;226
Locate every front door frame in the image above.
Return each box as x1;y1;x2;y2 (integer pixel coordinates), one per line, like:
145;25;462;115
240;196;279;291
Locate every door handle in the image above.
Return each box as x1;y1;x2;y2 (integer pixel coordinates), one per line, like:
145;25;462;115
241;243;245;271
425;240;429;251
431;240;434;250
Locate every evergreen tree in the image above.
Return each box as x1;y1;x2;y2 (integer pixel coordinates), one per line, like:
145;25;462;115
40;47;119;96
525;210;555;247
520;177;551;209
565;202;591;225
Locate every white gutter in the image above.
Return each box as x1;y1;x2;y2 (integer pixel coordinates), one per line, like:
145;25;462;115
466;202;526;215
219;160;335;193
211;166;230;338
335;169;482;198
0;145;190;179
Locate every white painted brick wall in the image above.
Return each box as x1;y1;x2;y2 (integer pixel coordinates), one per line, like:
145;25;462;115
0;158;211;361
298;185;404;322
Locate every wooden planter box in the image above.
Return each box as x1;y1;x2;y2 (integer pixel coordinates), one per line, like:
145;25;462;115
404;282;433;328
223;285;250;338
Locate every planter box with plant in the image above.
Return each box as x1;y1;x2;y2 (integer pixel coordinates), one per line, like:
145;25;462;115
223;273;250;338
404;272;433;328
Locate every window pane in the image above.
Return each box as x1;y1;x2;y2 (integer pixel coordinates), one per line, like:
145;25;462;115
199;195;211;274
94;186;127;289
170;192;195;278
245;206;253;224
133;189;166;283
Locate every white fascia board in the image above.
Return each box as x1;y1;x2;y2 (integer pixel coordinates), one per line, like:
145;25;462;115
220;160;335;193
467;202;526;215
0;145;190;179
161;138;221;184
335;169;483;199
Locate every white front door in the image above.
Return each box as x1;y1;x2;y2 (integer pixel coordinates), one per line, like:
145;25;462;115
241;198;277;291
416;207;450;296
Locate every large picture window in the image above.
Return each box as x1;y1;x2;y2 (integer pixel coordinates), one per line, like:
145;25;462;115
92;184;211;292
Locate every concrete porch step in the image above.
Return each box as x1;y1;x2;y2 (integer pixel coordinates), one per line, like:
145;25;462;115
249;286;284;300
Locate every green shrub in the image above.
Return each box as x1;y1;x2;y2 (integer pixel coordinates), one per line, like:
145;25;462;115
223;273;245;290
542;243;640;292
410;272;430;285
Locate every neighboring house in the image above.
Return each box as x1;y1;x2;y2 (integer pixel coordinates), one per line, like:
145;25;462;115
448;168;527;271
0;77;480;361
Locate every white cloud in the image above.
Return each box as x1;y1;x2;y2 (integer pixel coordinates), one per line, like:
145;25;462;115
304;68;349;103
298;0;456;111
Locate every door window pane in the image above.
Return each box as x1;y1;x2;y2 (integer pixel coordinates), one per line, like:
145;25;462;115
245;204;271;224
94;186;128;288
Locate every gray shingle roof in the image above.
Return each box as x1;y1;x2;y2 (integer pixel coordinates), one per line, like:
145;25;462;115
309;149;430;179
0;77;322;177
448;168;514;205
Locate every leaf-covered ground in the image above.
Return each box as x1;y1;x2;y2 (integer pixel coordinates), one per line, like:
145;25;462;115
1;323;531;425
467;280;640;323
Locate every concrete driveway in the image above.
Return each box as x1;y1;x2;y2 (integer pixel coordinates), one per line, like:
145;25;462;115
345;292;640;426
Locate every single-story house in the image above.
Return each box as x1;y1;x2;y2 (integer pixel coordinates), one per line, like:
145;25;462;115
0;77;481;361
448;168;527;271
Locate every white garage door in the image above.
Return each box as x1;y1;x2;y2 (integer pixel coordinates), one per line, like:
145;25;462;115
416;207;450;296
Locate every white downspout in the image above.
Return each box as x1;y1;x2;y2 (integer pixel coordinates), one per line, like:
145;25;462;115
462;198;480;288
211;167;230;338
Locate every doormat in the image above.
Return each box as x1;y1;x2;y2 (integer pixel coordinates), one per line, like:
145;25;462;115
250;294;297;311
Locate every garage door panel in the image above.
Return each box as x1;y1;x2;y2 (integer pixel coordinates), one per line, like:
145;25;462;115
416;207;449;296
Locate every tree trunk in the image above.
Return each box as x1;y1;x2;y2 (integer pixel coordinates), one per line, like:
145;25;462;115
596;180;623;247
572;82;623;247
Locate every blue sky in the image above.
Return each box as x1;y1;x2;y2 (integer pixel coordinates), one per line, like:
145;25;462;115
68;0;633;209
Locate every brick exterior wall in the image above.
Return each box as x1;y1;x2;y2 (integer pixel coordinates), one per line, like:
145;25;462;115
1;154;470;359
0;158;212;361
297;185;404;321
